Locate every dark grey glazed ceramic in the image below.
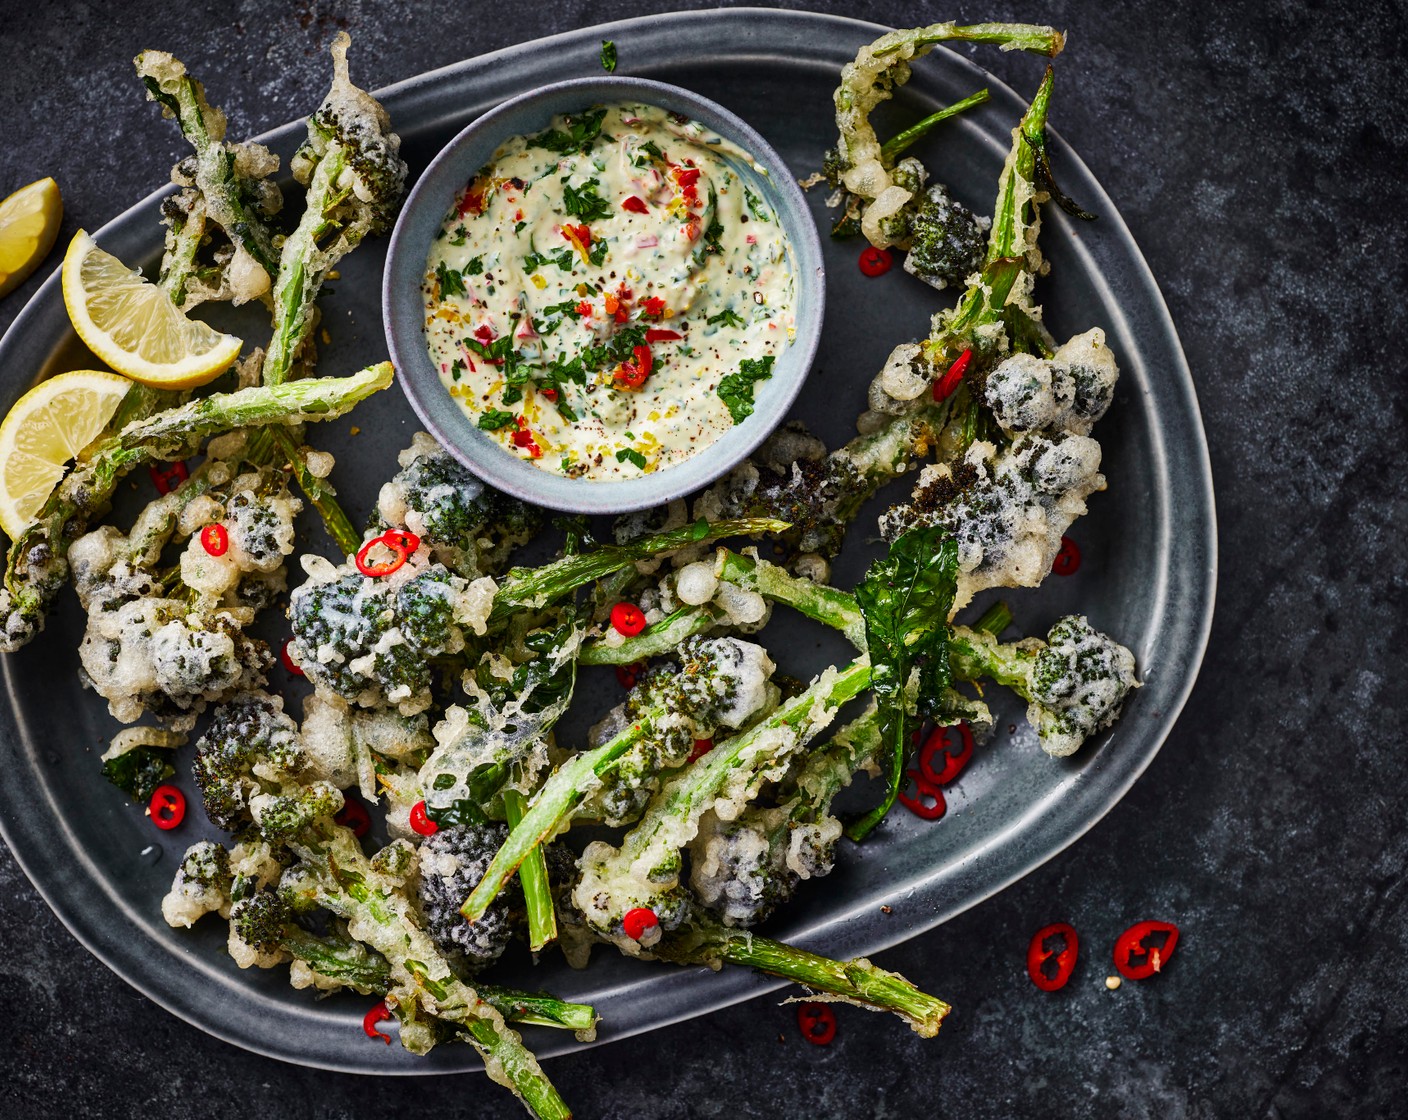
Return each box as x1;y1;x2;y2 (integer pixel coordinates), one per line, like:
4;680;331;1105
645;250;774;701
0;10;1215;1075
383;76;826;514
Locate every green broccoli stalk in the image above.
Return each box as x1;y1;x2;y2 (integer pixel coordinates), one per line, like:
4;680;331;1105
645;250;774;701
653;921;949;1037
264;32;407;388
489;517;789;624
879;89;992;165
231;889;594;1031
502;789;557;951
578;604;721;665
134;49;283;304
284;821;571;1119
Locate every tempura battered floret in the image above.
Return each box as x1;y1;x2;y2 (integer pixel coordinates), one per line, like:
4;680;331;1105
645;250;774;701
377;433;539;577
288;552;497;715
879;433;1105;611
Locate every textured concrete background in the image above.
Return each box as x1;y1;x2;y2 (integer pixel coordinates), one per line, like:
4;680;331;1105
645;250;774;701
2;1;1406;1117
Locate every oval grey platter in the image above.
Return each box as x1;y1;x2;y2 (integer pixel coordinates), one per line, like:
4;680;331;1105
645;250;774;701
0;8;1215;1075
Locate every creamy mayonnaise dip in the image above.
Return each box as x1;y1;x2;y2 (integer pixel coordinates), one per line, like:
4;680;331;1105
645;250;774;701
422;103;797;480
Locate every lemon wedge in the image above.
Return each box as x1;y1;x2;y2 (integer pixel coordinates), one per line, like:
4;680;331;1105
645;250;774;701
0;369;132;539
0;177;63;300
61;230;242;388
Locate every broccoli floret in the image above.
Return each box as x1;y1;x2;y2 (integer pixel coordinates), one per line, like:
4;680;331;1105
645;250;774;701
249;781;344;841
231;888;290;954
693;426;866;558
690;809;831;928
225;489;299;569
377;433;540;577
1027;615;1139;757
586;636;776;826
949;613;1138;757
161;840;234;928
289;558;492;714
879;433;1106;612
902;182;986;290
981;329;1120;438
192;690;303;830
291;33;407;236
417;824;520;974
78;596;272;730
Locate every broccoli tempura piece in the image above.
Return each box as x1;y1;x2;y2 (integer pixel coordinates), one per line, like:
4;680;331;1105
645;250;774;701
376;432;540;577
135;49;284;306
161;840;234;929
264;32;408;387
288;551;497;715
831;20;1062;246
950;613;1139;757
878;433;1106;612
192;689;315;830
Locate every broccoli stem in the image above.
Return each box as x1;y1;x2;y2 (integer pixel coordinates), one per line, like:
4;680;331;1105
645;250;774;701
461;717;662;922
653;922;949;1037
263;146;350;387
577;605;718;665
925;66;1055;367
118;362;393;450
268;426;361;557
272;924;596;1030
972;599;1013;637
948;625;1037;695
291;822;569;1117
870;21;1065;59
716;550;865;646
880;88;990;165
134;52;283;284
502;789;558;952
475;986;597;1034
490;517;790;624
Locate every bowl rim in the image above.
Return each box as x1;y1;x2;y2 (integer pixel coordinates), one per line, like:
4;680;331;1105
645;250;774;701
381;74;826;514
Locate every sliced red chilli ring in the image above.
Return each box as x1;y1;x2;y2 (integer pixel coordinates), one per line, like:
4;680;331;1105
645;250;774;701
408;800;438;837
280;638;305;677
610;602;647;636
1113;920;1180;980
149;460;189;495
933;348;973;401
918;722;974;787
1052;535;1082;576
335;798;372;839
858;246;892;277
796;1002;837;1045
363;1000;394;1044
149;784;186;830
897;769;946;820
1027;922;1079;991
622;907;659;941
200;523;229;557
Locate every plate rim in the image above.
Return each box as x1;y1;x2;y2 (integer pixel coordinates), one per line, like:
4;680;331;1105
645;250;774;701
0;6;1216;1075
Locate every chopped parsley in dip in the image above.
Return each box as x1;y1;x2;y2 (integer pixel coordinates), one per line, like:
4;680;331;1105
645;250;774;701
422;103;798;480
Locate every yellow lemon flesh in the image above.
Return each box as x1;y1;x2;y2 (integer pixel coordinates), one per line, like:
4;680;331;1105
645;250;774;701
0;177;63;300
0;369;132;539
61;229;242;388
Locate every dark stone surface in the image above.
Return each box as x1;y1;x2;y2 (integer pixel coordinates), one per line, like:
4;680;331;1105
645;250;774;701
2;1;1405;1117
